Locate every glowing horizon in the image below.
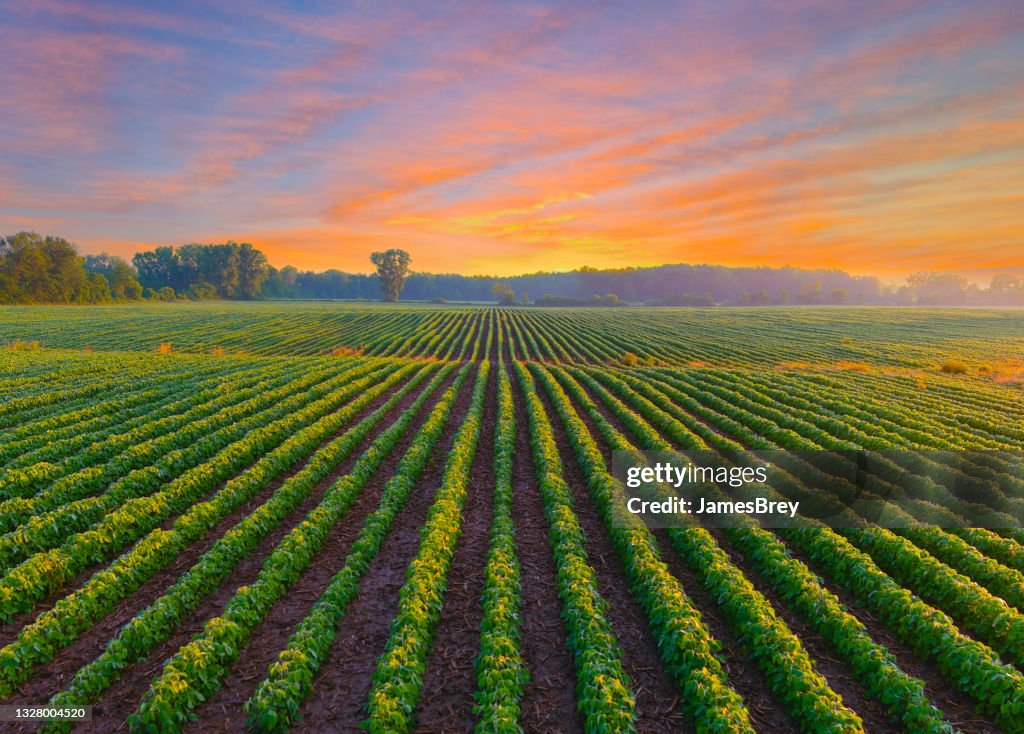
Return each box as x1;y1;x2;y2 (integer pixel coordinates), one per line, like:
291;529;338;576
1;1;1022;281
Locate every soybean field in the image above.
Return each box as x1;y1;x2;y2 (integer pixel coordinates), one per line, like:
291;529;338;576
1;303;1024;734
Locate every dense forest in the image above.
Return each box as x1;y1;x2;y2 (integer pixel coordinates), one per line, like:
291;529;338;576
2;231;1023;306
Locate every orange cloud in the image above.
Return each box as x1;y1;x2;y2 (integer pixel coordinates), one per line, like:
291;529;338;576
2;1;1023;281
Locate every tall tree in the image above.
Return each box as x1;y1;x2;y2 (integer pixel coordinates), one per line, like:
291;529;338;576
84;253;142;299
0;232;103;304
370;249;411;302
133;242;269;299
237;242;270;298
133;246;179;291
491;281;516;305
907;272;968;305
109;259;143;299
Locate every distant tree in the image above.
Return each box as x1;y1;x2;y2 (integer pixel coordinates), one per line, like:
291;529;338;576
111;260;142;299
280;265;299;288
152;286;176;302
492;281;516;305
661;291;714;307
796;279;822;304
193;243;240;297
826;287;848;304
520;291;529;304
82;253;116;272
85;254;142;299
2;235;50;301
991;273;1020;293
82;271;112;302
237;242;270;298
0;232;104;304
42;236;86;302
989;274;1022;304
133;247;179;291
187;282;218;300
370;249;411;302
247;258;899;304
907;272;968;305
133;242;268;299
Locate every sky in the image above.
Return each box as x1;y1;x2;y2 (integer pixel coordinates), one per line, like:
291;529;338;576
1;0;1022;280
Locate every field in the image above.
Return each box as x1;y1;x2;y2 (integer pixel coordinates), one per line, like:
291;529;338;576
1;302;1024;734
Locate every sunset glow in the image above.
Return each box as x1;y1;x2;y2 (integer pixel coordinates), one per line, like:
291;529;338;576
1;0;1022;279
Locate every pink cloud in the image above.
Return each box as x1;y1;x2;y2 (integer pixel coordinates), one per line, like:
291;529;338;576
2;1;1023;280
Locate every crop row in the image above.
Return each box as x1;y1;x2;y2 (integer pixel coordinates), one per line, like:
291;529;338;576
543;364;864;733
576;364;1024;729
571;365;957;732
16;360;435;717
0;360;392;618
129;363;470;732
473;356;527;733
514;362;637;734
364;361;491;732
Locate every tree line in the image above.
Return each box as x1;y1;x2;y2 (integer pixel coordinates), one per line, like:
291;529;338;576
0;233;272;304
0;233;120;304
3;231;1023;307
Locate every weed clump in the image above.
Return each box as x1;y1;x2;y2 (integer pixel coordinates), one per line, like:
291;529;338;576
834;361;873;372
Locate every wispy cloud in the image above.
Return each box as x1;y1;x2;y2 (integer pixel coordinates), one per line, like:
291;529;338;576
1;0;1022;279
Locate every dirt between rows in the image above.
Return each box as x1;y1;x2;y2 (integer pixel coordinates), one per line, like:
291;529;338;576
0;363;385;647
560;368;801;732
7;364;456;734
583;366;1004;734
504;365;584;733
284;366;475;734
780;538;1003;734
532;371;694;734
6;355;1003;733
3;366;415;701
411;362;496;732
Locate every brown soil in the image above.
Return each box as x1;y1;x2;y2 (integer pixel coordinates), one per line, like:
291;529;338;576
562;369;798;733
780;533;1002;734
412;363;496;732
533;370;693;733
651;372;1003;732
636;371;1002;733
576;371;900;730
486;312;499;364
705;527;898;732
499;319;516;363
4;353;1004;734
281;367;475;734
0;368;385;645
505;366;584;734
0;368;405;702
56;367;455;734
179;366;468;734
